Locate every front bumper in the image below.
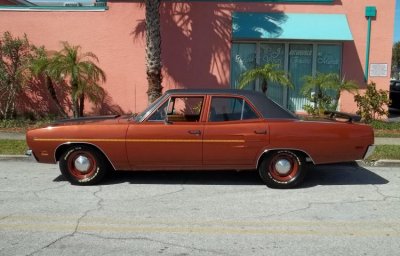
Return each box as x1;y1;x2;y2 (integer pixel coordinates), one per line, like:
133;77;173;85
25;149;39;161
25;149;32;156
363;145;376;160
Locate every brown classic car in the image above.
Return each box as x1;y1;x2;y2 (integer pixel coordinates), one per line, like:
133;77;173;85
26;89;375;188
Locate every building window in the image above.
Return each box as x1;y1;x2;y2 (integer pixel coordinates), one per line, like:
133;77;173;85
231;42;342;112
0;0;107;11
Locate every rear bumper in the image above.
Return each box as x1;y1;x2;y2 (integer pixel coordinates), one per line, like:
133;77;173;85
363;145;376;160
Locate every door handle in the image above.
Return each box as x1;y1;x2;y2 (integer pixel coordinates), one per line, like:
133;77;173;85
254;130;267;135
188;130;201;135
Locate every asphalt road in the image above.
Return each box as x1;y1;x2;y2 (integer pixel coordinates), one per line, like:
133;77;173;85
0;160;399;256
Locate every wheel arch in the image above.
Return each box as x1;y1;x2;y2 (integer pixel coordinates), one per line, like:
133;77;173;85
55;142;116;171
256;148;315;169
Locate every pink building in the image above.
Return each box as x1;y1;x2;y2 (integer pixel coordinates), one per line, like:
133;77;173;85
0;0;396;115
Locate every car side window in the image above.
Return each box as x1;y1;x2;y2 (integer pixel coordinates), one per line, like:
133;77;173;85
147;100;168;121
209;97;259;122
147;97;204;122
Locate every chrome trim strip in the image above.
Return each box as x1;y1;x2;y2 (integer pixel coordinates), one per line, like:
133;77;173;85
256;148;315;168
54;142;117;171
35;138;244;143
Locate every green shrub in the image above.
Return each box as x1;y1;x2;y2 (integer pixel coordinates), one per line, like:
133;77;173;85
354;82;390;123
301;73;358;116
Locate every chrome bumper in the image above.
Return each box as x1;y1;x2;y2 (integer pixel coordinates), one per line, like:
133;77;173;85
363;145;376;160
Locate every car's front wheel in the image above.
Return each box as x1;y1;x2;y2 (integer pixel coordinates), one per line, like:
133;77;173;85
258;150;307;189
59;145;108;185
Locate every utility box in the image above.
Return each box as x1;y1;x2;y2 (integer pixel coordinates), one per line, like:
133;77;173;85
365;6;377;18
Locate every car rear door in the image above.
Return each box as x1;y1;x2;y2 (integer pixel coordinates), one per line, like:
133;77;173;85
203;96;269;169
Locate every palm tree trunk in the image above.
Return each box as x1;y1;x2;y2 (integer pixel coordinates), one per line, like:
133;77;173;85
72;98;79;118
45;75;67;118
71;82;79;118
145;0;163;103
261;80;268;94
79;94;84;117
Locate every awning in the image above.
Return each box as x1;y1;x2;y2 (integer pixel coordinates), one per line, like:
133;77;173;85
232;13;353;41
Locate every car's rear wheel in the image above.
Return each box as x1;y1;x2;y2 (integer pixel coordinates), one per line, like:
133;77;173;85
258;150;307;189
59;145;108;185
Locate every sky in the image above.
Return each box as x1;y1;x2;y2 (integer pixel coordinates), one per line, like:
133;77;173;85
396;0;400;42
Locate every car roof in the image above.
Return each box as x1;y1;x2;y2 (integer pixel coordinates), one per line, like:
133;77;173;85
165;89;298;119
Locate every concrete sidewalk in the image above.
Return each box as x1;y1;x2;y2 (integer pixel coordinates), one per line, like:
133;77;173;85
374;137;400;145
0;132;25;140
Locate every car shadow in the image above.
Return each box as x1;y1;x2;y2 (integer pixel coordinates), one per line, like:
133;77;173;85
106;170;264;186
301;162;389;188
53;162;389;187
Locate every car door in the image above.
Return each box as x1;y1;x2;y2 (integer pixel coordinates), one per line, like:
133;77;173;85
203;96;269;169
126;95;205;169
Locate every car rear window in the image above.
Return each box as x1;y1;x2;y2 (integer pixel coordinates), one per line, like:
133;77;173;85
209;97;259;122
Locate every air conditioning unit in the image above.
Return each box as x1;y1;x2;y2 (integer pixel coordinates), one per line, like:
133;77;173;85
64;2;82;7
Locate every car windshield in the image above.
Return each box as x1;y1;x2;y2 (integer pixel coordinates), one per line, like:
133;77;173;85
133;94;167;122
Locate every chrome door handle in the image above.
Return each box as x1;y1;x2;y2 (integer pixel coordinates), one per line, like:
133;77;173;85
254;130;267;135
188;130;201;135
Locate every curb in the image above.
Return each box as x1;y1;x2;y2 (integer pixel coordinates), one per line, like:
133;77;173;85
357;159;400;168
0;155;33;162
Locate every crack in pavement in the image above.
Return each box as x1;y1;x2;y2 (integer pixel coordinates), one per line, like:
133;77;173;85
31;184;68;204
0;214;13;222
151;185;185;199
77;233;232;256
32;184;68;198
25;186;103;256
250;186;400;220
373;185;400;200
118;185;187;203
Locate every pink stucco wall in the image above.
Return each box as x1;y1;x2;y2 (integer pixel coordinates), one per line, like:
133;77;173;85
0;0;395;115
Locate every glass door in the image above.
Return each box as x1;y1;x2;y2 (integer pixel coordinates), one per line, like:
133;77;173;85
317;44;342;110
230;43;256;90
288;44;313;112
260;43;285;107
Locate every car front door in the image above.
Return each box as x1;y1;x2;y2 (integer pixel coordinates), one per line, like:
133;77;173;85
126;96;205;170
203;96;269;169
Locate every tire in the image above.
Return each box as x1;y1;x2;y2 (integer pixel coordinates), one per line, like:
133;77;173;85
258;150;307;189
59;145;108;185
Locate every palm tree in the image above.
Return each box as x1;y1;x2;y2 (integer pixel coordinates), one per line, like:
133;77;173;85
238;63;292;93
50;42;106;118
145;0;162;103
27;46;67;118
301;73;358;115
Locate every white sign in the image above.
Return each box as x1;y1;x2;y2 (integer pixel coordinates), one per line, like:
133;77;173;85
370;63;388;77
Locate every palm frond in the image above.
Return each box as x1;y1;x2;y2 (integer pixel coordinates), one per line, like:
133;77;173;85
238;63;292;89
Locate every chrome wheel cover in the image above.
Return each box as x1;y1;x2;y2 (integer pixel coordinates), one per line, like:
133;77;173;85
274;159;292;175
74;155;91;173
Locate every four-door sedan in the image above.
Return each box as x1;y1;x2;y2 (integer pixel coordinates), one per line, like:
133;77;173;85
26;89;375;188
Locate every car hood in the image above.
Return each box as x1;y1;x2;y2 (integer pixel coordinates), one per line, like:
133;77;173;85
50;115;131;127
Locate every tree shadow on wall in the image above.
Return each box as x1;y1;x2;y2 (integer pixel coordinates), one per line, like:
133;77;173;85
19;79;125;118
18;78;71;119
91;90;126;115
131;3;287;89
